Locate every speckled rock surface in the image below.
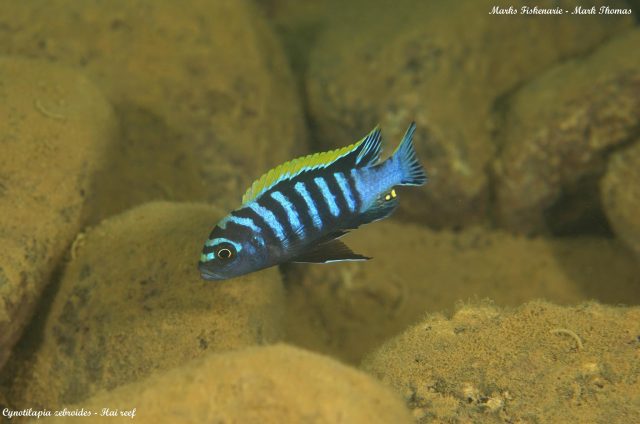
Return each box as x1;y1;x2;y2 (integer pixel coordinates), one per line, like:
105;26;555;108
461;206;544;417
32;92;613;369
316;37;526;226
47;344;413;424
601;140;640;257
285;221;640;364
305;0;631;229
0;0;307;224
7;202;284;408
0;57;115;372
362;301;640;423
493;29;640;234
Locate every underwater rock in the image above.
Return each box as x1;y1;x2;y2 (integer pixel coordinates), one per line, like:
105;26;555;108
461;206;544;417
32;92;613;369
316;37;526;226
361;301;640;423
285;221;640;363
494;29;640;234
0;0;307;223
0;57;115;371
305;0;632;229
601;140;640;258
49;344;413;424
10;202;284;408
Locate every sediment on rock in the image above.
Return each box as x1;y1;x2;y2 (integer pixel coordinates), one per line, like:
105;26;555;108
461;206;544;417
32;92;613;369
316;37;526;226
8;202;285;408
362;301;640;423
45;344;414;424
285;222;640;363
0;56;116;372
0;0;307;224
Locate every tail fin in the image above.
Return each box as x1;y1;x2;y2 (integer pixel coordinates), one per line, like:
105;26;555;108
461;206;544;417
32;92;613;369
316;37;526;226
392;122;427;186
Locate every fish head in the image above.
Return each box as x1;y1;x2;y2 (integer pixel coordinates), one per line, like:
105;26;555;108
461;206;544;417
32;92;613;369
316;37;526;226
198;216;265;281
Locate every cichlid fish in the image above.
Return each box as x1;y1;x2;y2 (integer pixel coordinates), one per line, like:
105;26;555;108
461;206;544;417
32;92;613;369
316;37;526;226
198;123;427;281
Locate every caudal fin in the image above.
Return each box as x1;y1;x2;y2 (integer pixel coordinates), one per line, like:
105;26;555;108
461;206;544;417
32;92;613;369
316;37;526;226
393;122;427;186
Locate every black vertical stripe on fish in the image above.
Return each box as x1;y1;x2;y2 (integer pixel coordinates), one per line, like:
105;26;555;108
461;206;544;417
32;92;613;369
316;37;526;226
269;189;306;239
300;174;333;228
325;171;352;217
233;206;279;246
312;175;341;219
223;212;264;235
349;168;367;212
344;171;363;211
258;194;297;243
291;179;324;232
282;184;314;236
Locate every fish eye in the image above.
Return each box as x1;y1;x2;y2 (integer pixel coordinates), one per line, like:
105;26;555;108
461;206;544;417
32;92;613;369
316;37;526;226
217;246;235;260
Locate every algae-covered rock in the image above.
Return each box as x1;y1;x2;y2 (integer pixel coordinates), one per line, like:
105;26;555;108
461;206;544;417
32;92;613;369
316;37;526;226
47;344;413;424
10;202;284;408
306;0;632;228
0;0;307;223
494;29;640;234
0;57;115;371
285;222;640;363
362;301;640;423
601;140;640;258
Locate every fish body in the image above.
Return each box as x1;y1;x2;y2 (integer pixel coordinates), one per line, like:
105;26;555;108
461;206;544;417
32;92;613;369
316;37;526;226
199;123;427;281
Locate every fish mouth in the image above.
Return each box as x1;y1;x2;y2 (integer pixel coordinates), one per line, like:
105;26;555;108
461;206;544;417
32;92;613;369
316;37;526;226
200;270;224;281
200;272;221;281
198;263;223;281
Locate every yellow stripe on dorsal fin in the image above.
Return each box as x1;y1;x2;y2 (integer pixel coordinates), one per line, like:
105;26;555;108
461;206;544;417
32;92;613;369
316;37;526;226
241;125;382;204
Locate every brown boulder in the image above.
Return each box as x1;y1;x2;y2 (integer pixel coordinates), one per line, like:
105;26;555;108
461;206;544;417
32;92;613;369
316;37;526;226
601;140;640;257
362;301;640;423
45;345;413;424
494;29;640;234
0;0;307;223
8;202;284;408
305;0;631;228
0;57;115;371
285;221;640;363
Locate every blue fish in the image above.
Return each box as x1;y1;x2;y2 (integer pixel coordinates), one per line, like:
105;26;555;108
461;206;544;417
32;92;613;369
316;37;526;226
199;123;427;280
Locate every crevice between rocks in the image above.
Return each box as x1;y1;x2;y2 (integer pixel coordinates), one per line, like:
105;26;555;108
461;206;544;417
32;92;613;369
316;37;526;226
0;254;67;410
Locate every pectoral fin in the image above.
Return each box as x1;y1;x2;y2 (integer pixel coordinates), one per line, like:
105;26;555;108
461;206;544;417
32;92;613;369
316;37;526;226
359;194;399;226
290;239;370;263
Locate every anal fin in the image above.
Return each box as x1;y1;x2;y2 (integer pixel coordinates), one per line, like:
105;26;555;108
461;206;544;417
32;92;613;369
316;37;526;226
290;239;370;263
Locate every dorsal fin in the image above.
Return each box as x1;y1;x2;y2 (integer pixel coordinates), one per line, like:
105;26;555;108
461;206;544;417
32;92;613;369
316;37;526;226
241;126;382;204
356;126;382;166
